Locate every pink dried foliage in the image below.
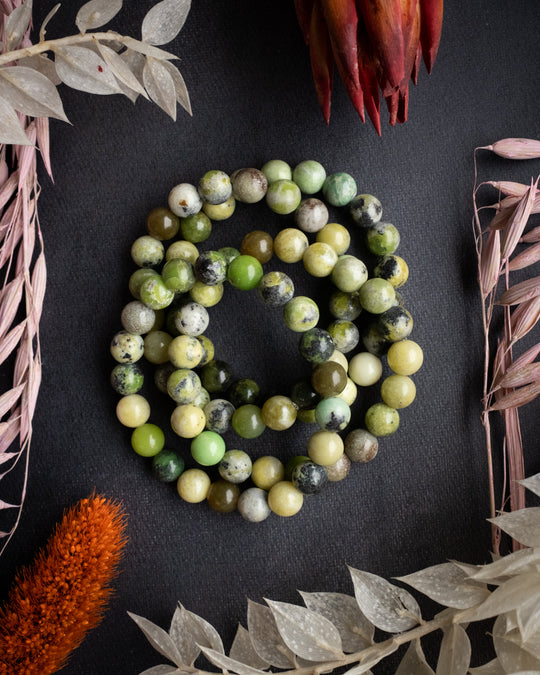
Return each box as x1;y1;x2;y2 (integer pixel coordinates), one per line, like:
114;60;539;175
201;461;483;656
474;137;540;554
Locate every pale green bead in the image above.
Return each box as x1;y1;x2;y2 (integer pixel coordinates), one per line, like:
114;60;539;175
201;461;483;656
293;160;326;194
266;179;302;215
283;296;320;332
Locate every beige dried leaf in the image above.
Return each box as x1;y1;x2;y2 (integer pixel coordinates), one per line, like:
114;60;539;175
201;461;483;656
480;229;501;297
497;276;540;306
509;241;540;271
229;624;269;670
501;182;538;260
395;639;434;674
522;225;540;243
488;380;540;411
510;296;540;343
435;623;471;675
484;138;540;160
487;180;530;198
488;509;540;548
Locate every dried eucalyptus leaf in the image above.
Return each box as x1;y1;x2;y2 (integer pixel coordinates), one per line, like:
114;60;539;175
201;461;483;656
435;624;471;675
5;0;32;51
395;639;434;674
519;473;540;498
168;605;200;667
396;563;490;609
459;573;540;623
468;548;540;583
488;508;540;548
342;642;398;675
517;595;540;642
247;600;296;669
160;60;191;115
349;566;421;633
54;45;121;95
299;591;374;652
17;55;62;86
128;612;184;667
493;613;540;672
121;36;177;60
0;66;68;121
97;43;148;99
266;598;343;662
230;624;269;670
143;57;177;119
76;0;123;33
0;97;32;146
200;646;267;675
468;658;506;674
182;607;224;654
141;0;191;46
139;667;182;675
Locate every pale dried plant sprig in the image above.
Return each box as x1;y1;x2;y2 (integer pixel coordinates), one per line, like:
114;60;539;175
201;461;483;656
0;0;192;559
130;473;540;675
473;138;540;555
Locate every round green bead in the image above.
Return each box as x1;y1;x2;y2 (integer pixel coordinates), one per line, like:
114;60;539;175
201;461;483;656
200;359;234;394
131;423;165;457
378;306;413;342
194;250;227;286
219;246;241;266
373;255;409;288
331;256;368;293
152;449;185;482
257;271;294;308
191;430;226;466
266;179;302;215
228;378;260;407
161;258;196;294
140;275;175;310
357;278;396;314
365;403;400;436
292;160;326;194
366;222;400;255
198;170;232;205
131;235;164;267
327;319;359;354
167;368;201;404
315;397;351;432
227;255;263;290
290;379;320;410
298;327;334;364
329;289;363;321
219;449;252;483
232;404;266;439
283;296;320;332
261;159;292;183
111;363;144;395
322;173;357;207
129;268;159;300
147;207;180;240
180;213;212;243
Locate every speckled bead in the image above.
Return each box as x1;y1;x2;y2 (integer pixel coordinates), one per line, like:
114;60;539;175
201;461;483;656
266;179;302;215
358;278;396;314
200;359;234;394
194;251;227;286
292;160;326;194
325;453;351;482
261;159;292;183
366;222;400;255
322;172;357;206
373;255;409;288
121;301;155;335
139;276;175;310
327;319;359;354
316;222;351;255
261;395;297;431
298;327;335;364
362;322;392;356
168;182;202;218
152;449;185;482
237;487;271;522
168;335;204;369
111;363;144;395
110;331;144;363
331;255;368;293
294;198;329;233
349;194;383;227
173;301;209;336
315;396;351;432
131;235;165;267
180;213;212;244
227;378;260;407
232;404;266;439
291;460;328;495
311;361;347;397
231;168;268;203
365;403;400;437
283;296;319;332
198;170;232;205
192;387;211;409
219;449;252;483
329;290;363;321
147;207;180;241
196;335;215;367
257;271;295;308
274;228;309;263
344;428;379;462
167;368;201;404
204;398;236;434
378;306;413;342
303;242;338;277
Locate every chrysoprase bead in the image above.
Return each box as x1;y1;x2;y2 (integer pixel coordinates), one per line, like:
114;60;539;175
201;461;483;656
329;289;363;321
174;301;209;336
237;487;271;522
168;182;202;217
110;331;144;364
268;481;303;517
144;330;172;365
231;168;268;203
386;339;424;375
283;296;319;332
194;250;227;286
140;276;175;310
167;368;201;404
303;242;338;277
311;361;347;397
191;430;226;466
325;453;351;482
227;378;260;407
121;301;156;335
251;456;284;489
349;194;382;227
266;179;302;215
307;430;344;465
331;256;368;293
258;271;294;308
189;281;224;307
373;255;409;288
170;404;206;438
232;404;266;438
291;460;328;495
227;255;264;290
161;259;196;294
202;196;236;220
177;468;210;503
344;428;379;462
131;423;165;457
166;240;199;264
201;359;234;394
366;222;400;255
357;278;396;314
198;170;232;205
111;363;144;395
274;228;309;263
293;160;326;194
219;450;252;483
327;319;359;354
378;306;413;342
152;449;185;482
381;374;416;409
116;394;150;427
241;230;274;264
315;397;351;432
298;327;334;364
294;198;329;233
129;268;159;300
168;335;203;369
322;172;357;206
261;395;297;431
147;206;180;240
207;480;240;513
316;222;350;255
348;352;383;386
131;235;164;267
204;398;235;434
365;403;400;436
261;159;292;183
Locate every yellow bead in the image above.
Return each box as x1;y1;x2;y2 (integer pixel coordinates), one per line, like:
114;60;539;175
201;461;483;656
337;377;358;405
307;430;344;465
168;335;204;369
274;228;309;263
303;242;338;277
348;352;383;386
166;240;199;264
202;196;236;220
177;468;211;503
387;339;424;375
116;394;150;427
170;404;206;438
326;349;348;372
316;222;351;255
268;481;304;517
261;395;297;431
251;456;285;490
381;375;416;408
144;330;173;365
189;280;224;307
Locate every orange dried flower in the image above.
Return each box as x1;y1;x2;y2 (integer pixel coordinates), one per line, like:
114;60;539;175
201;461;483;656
0;494;128;674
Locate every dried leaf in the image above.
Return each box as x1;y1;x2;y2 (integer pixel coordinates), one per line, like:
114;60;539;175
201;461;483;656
395;639;434;674
458;572;540;623
139;667;182;675
493;614;540;672
488;380;540;412
168;605;200;666
511;296;540;343
97;42;149;99
516;595;540;643
229;624;269;670
0;66;68;123
467;547;540;583
501;183;538;260
480;229;501;297
76;0;123;34
342;642;398;675
396;562;490;609
54;45;121;95
435;624;471;675
141;0;191;46
349;567;421;633
497;276;540;306
160;60;191;115
18;54;62;87
494;363;540;391
181;607;224;655
247;600;296;669
0;384;25;419
300;591;374;652
0;96;31;146
467;658;506;674
4;0;32;51
120;36;178;61
266;598;343;662
488;508;540;548
200;646;267;675
519;473;540;498
143;57;177;120
485;138;540;160
508;241;540;272
128;612;184;667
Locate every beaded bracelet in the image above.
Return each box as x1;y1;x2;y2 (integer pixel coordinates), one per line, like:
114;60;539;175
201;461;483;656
109;160;424;522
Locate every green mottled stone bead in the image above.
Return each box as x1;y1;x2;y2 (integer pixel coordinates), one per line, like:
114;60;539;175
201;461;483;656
373;255;409;288
329;290;363;321
180;212;212;243
293;160;326;194
152;449;185;482
194;250;227;286
357;278;396;314
204;398;235;434
110;330;144;363
227;255;263;290
200;359;233;394
349;194;383;227
131;235;164;267
331;255;368;293
167;368;201;404
366;222;400;255
345;428;379;462
362;321;392;356
228;378;260;407
219;449;252;483
378;306;413;342
283;296;319;332
162;258;196;294
198;170;232;205
196;335;215;367
231;168;268;203
140;276;175;310
298;327;334;364
232;404;266;438
258;271;294;308
218;246;241;265
129;268;159;300
261;159;292;183
365;403;400;436
110;363;144;395
327;319;359;354
322;172;357;206
266;179;302;215
290;379;321;410
315;396;351;432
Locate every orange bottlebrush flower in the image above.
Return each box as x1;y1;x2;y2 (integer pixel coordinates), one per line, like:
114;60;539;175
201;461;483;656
0;495;128;674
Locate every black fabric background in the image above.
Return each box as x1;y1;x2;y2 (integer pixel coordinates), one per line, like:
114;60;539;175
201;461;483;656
1;1;540;673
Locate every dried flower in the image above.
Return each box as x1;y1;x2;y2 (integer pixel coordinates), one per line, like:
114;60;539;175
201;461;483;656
0;494;127;674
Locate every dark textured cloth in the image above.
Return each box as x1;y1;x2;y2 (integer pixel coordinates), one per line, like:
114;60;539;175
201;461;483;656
0;1;539;673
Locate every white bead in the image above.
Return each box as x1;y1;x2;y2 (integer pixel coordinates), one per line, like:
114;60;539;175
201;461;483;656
168;182;202;217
